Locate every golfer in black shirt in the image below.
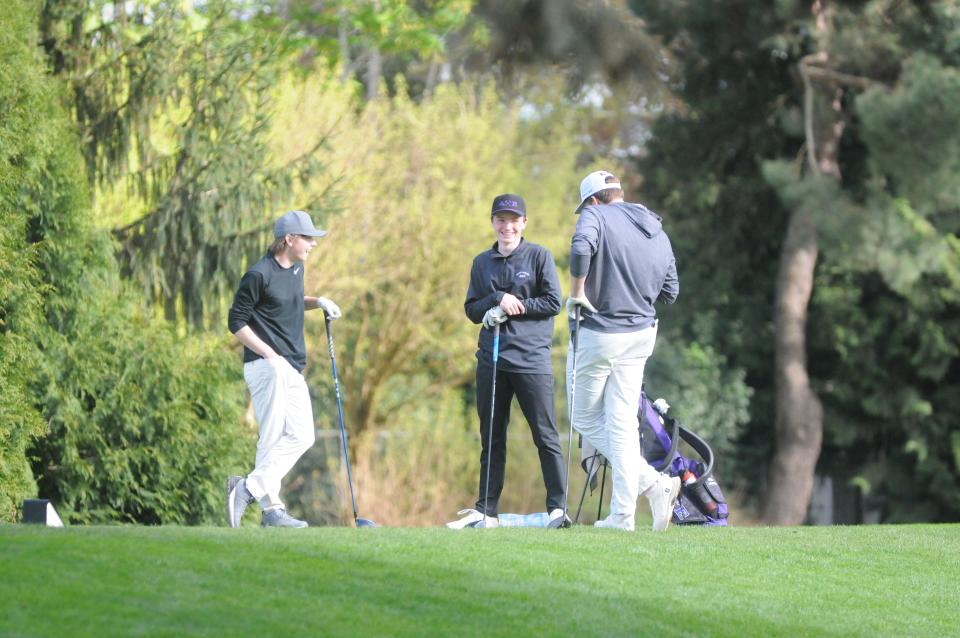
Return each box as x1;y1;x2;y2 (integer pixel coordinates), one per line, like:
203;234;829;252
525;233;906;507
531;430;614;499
225;210;341;528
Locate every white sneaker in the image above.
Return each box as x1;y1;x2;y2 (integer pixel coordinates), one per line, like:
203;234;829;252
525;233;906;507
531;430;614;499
548;508;571;528
226;476;255;529
445;509;499;529
646;473;681;532
593;513;635;531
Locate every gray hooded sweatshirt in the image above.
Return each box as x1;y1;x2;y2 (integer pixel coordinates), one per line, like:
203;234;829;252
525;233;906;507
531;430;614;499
570;201;679;333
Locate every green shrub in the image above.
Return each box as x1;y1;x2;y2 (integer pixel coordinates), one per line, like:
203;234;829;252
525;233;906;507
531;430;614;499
0;0;255;526
0;0;57;521
30;281;252;524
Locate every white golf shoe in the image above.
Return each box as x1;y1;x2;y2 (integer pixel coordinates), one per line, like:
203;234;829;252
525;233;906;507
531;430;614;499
548;508;572;528
647;473;681;532
226;476;255;528
445;509;499;529
593;512;635;531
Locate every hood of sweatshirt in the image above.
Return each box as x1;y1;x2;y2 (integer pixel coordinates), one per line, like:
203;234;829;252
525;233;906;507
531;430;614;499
608;201;663;238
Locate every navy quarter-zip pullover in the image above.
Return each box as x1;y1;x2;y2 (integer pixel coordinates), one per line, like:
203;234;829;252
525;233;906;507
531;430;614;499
465;239;561;373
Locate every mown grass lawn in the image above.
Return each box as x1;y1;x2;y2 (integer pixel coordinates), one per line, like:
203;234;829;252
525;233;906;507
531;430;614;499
2;524;956;637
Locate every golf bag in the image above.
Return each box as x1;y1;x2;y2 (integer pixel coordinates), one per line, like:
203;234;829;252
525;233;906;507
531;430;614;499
579;390;729;526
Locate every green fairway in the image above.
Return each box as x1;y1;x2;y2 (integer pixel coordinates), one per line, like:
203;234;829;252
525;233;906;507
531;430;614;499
2;524;957;637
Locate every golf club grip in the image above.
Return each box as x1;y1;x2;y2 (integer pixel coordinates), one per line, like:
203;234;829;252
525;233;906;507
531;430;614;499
325;316;334;359
572;305;581;352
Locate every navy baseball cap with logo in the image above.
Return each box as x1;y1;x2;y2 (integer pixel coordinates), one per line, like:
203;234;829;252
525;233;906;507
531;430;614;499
274;210;327;239
491;193;526;217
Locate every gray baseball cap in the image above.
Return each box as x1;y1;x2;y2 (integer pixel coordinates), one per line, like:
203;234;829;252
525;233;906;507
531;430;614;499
274;210;327;239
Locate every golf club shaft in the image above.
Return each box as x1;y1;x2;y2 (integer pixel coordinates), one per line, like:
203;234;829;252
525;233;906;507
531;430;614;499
326;316;360;523
561;306;582;519
482;323;500;520
597;462;607;521
574;453;599;523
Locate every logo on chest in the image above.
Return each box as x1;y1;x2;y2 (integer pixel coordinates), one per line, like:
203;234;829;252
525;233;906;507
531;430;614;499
515;271;531;281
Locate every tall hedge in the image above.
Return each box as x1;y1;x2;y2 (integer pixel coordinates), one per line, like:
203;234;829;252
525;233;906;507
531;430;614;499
1;0;253;525
30;297;252;524
0;0;54;521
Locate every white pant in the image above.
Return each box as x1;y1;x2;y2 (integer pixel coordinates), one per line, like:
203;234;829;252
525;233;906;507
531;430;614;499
567;324;659;518
243;358;316;511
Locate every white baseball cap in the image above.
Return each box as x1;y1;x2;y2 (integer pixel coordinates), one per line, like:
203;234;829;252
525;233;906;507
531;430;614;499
575;170;622;213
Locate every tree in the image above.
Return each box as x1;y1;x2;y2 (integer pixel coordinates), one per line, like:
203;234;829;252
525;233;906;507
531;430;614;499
635;0;960;522
0;0;51;521
40;0;328;329
254;0;476;98
0;0;254;524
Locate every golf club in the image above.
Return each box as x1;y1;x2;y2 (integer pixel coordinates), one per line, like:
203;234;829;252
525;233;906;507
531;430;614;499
597;461;607;521
552;305;581;529
574;451;600;524
480;323;500;528
324;315;377;528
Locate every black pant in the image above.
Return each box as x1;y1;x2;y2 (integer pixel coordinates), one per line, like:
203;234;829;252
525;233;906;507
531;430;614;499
475;364;566;516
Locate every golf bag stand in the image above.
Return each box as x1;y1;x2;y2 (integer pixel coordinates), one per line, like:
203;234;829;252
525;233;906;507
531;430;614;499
575;390;729;526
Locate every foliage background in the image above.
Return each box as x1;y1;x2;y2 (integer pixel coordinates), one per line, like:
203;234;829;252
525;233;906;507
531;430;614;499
1;0;956;526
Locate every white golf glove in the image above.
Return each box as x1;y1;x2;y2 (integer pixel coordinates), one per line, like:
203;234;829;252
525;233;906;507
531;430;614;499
317;297;341;319
565;295;597;317
482;306;508;329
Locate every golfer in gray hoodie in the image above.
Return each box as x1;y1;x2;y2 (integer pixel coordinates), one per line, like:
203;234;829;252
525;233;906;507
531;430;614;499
566;170;681;532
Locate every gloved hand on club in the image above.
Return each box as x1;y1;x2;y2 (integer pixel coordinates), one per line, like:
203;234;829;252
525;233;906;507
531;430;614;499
482;306;508;329
565;295;597;317
317;296;341;319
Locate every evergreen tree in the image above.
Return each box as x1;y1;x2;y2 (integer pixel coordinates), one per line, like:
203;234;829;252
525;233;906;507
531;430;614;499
634;0;960;522
0;0;253;524
40;0;329;329
0;0;50;521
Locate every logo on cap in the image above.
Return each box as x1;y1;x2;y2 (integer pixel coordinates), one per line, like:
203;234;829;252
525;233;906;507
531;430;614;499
491;193;527;216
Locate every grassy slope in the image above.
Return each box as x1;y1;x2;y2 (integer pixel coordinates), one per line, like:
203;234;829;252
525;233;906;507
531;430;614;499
1;524;957;637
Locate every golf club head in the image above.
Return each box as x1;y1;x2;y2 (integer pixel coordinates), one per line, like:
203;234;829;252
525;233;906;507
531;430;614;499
355;517;378;528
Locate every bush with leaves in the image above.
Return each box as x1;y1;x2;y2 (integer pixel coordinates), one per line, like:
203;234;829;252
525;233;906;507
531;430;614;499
25;152;251;525
0;0;63;521
0;0;253;525
30;278;251;524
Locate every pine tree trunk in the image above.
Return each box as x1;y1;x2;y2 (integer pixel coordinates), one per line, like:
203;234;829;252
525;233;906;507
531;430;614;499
764;204;823;524
763;2;844;524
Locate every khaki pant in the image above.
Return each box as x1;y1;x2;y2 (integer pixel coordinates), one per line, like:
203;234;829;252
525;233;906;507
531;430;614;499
567;324;659;518
243;358;315;511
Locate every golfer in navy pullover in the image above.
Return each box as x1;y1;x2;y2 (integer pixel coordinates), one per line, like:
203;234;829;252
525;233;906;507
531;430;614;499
446;194;567;529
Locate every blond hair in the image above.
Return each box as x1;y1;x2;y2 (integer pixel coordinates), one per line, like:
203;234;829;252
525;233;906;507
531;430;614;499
268;236;288;257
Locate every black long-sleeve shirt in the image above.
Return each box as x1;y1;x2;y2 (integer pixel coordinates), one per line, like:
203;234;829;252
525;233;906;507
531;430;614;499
227;254;308;371
464;239;561;374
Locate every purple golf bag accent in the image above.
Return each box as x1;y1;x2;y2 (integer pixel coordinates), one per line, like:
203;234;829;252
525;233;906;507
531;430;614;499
577;390;729;526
